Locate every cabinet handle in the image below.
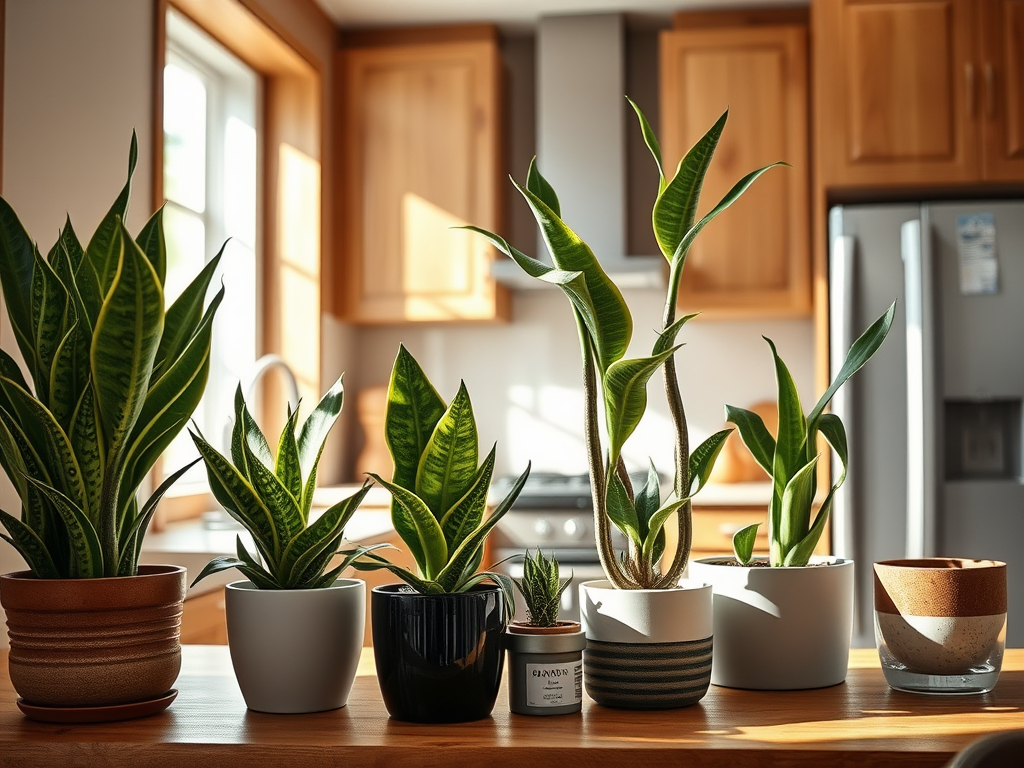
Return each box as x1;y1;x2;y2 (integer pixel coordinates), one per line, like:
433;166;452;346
985;64;995;119
965;63;975;118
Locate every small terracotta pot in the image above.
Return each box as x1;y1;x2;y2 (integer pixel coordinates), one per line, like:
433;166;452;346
0;565;186;707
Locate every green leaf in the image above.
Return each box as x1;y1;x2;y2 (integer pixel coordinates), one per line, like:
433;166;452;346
230;385;273;477
0;196;41;371
633;460;661;540
26;476;103;578
152;248;222;380
784;491;834;567
243;416;303;545
778;456;819;562
765;337;807;533
234;536;280;589
653;109;727;260
688;428;733;497
87;131;138;294
135;206;167;287
30;246;70;401
725;404;776;477
732;523;760;565
295;375;345;517
190;556;247;588
818;413;849;489
652;312;698;357
66;223;102;332
809;301;897;427
48;317;89;430
605;472;641;549
118;459;199;575
384;344;446;502
525;158;561;218
369;473;448;580
434;462;530;593
415;381;478;518
603;347;678;467
458;570;516;622
0;509;60;578
439;444;494;551
627;97;665;189
282;483;369;587
275;407;303;512
641;497;688;563
511;178;632;373
348;549;443;594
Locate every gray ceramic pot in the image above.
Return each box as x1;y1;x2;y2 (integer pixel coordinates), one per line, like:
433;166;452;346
504;623;586;716
225;578;365;713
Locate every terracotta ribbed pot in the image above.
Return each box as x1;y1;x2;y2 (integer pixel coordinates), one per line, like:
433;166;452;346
0;565;186;707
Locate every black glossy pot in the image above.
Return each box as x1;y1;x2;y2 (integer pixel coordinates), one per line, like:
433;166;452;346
371;584;506;723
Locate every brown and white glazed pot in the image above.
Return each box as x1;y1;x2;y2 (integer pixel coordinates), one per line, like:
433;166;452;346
0;565;186;707
873;558;1007;675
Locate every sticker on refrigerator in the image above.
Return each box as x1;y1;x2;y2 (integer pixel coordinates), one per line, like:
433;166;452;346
956;213;998;295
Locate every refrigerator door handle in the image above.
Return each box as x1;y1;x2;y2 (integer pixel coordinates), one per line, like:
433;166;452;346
829;234;856;562
901;219;938;559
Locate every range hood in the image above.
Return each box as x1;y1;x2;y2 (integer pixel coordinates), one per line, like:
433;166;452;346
491;13;666;290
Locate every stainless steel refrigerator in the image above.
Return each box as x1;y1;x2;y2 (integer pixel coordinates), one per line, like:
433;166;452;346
829;201;1024;648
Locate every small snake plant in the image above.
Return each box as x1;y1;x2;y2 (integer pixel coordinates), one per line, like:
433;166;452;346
190;379;372;589
351;344;529;610
727;303;895;567
513;549;571;628
465;102;781;589
0;133;224;578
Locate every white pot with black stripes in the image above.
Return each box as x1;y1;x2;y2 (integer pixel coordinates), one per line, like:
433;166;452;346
578;579;713;709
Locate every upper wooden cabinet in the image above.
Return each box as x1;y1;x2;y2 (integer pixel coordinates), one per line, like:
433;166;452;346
813;0;1024;187
660;19;811;317
338;30;509;324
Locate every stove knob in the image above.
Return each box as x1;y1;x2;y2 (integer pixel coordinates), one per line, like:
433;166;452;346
563;518;587;540
533;519;553;537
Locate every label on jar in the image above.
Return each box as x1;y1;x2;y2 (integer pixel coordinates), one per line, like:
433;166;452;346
525;661;583;708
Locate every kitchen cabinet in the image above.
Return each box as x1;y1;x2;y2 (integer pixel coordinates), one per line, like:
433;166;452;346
660;16;811;317
813;0;1024;187
338;28;509;324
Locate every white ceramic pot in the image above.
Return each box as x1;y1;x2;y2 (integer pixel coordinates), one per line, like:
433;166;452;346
578;579;713;709
225;579;365;713
689;556;854;690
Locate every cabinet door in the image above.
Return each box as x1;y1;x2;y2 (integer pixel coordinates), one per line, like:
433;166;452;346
979;0;1024;180
340;41;508;323
661;25;810;317
815;0;978;187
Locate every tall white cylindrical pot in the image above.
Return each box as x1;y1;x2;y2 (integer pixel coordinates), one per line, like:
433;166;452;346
689;557;854;690
225;579;365;713
579;579;713;709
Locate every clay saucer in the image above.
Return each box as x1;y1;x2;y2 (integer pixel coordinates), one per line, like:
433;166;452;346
16;689;178;724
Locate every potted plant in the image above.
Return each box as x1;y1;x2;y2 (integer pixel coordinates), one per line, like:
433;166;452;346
504;549;585;716
351;344;530;723
0;134;224;719
466;102;779;709
689;303;895;690
189;380;372;714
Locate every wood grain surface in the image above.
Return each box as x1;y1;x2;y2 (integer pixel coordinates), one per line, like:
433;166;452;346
2;648;1023;768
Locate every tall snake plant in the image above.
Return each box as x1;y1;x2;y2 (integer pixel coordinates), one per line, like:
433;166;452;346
0;133;224;578
465;103;782;589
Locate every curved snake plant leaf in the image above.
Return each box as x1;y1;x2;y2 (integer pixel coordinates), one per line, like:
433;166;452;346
348;549;443;594
0;196;40;371
784;490;835;567
49;317;89;431
135;205;167;287
26;476;103;577
634;460;660;539
233;535;283;589
627;97;665;190
87;131;137;294
652;312;699;357
652;109;727;260
641;496;688;564
229;385;273;477
766;337;807;522
603;346;679;467
292;531;344;588
439;444;495;551
526;157;561;218
295;375;345;517
511;178;632;373
688;428;734;497
732;523;761;565
369;473;448;580
153;248;223;380
190;556;248;588
31;246;70;401
416;381;478;518
809;301;897;428
385;344;446;511
817;413;849;488
605;471;641;549
725;404;776;477
459;570;516;621
283;483;370;587
0;411;45;534
63;221;102;332
0;510;60;578
434;462;530;593
69;381;103;521
778;456;819;563
275;407;303;509
118;459;200;575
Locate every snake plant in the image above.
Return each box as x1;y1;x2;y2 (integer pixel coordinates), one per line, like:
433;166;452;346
351;345;529;609
190;379;373;589
0;133;224;578
728;303;895;567
513;549;571;628
465;102;781;589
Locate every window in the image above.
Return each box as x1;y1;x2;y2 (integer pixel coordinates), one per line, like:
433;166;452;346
160;8;260;501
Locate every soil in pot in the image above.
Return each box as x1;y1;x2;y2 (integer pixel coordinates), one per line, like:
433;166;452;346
371;584;505;723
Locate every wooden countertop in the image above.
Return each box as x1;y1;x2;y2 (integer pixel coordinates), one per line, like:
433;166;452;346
2;648;1023;768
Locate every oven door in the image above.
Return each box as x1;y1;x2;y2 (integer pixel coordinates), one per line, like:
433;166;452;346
500;558;608;625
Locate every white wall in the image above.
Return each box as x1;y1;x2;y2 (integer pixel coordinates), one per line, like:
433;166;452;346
0;0;156;647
